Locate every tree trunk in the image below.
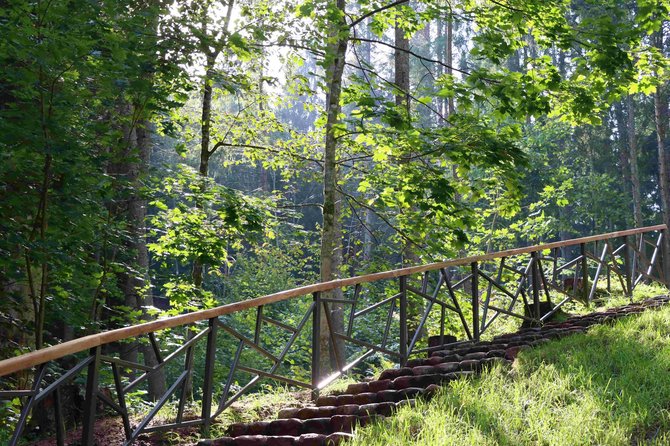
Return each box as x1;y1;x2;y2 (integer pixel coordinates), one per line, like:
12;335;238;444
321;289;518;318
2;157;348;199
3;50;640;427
653;28;670;281
446;15;455;116
436;19;444;117
112;107;165;400
394;22;411;256
119;0;167;399
394;23;410;111
395;19;425;342
193;0;233;285
192;54;216;288
626;95;643;229
614;100;632;218
133;121;166;400
360;19;373;262
319;0;348;378
444;15;461;202
187;0;234;400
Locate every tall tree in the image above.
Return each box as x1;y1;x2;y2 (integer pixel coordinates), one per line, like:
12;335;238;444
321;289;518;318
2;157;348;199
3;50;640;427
395;15;413;264
193;0;235;288
445;13;455;117
318;0;349;377
653;26;670;279
112;0;171;401
626;95;644;229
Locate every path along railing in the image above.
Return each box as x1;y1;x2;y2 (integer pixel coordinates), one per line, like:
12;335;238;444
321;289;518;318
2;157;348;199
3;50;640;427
0;225;667;445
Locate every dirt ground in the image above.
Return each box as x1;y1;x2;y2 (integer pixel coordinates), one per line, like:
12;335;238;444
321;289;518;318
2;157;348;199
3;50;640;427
28;417;201;446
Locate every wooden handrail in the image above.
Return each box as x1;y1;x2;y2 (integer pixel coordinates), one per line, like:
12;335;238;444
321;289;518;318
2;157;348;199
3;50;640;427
0;224;665;377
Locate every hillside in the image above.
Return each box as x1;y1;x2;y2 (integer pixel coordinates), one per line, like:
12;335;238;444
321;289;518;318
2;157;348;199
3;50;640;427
349;298;670;446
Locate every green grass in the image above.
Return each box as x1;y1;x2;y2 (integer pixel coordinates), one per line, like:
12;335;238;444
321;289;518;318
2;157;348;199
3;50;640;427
348;298;670;446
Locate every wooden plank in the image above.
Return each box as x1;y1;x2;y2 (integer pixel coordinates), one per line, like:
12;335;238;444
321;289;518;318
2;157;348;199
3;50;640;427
0;224;665;377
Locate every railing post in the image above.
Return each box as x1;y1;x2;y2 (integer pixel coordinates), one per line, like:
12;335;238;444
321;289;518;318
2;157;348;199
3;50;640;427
661;228;668;286
177;335;196;423
552;247;558;284
54;388;65;446
399;275;408;366
580;243;589;303
254;306;263;344
81;346;101;446
111;363;131;439
530;253;540;321
347;284;361;337
439;304;445;347
471;262;480;341
201;318;217;433
607;261;611;292
9;365;47;446
311;292;321;398
624;236;633;297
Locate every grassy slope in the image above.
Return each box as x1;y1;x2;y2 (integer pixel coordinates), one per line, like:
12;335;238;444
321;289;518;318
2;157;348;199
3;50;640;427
349;298;670;446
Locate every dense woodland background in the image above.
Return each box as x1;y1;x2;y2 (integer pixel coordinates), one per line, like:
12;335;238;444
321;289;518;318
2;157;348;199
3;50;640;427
1;0;670;429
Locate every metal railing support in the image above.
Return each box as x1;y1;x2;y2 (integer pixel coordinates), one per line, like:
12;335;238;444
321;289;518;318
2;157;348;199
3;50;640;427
176;338;195;423
624;235;633;297
471;262;480;341
9;365;47;446
81;346;101;446
254;306;264;344
346;284;361;337
530;252;541;321
580;243;589;303
54;387;65;446
311;292;321;398
201;317;217;434
659;229;668;284
111;362;131;439
665;229;670;284
399;275;408;366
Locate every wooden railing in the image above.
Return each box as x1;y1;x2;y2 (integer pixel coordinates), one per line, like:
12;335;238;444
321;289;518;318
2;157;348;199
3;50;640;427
0;224;667;445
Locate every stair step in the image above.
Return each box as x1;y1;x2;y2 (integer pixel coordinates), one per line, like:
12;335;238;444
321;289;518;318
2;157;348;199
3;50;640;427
198;431;353;445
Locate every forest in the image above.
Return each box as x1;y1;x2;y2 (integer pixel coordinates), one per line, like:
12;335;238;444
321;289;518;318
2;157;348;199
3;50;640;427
0;0;669;443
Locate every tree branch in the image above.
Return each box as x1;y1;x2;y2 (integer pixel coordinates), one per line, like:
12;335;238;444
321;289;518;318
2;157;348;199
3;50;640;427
350;37;472;77
249;41;326;58
489;0;525;13
344;194;379;245
349;0;410;29
211;141;323;166
337;186;426;254
345;61;447;121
